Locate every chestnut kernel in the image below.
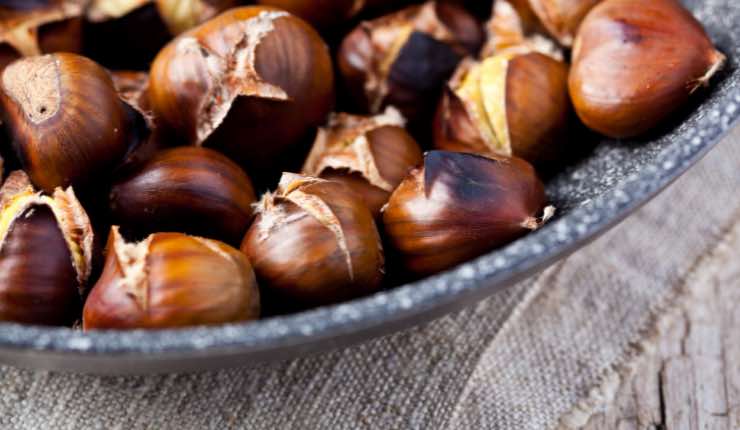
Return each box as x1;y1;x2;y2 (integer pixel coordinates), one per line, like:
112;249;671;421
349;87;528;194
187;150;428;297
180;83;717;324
527;0;602;47
0;171;93;326
149;6;335;183
0;53;143;193
241;173;384;307
338;1;482;125
83;227;260;330
568;0;725;138
481;0;562;59
110;146;257;245
382;151;553;277
434;51;571;167
302;107;423;217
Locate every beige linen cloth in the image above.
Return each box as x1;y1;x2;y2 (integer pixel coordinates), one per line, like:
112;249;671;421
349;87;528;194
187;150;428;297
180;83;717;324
0;126;738;429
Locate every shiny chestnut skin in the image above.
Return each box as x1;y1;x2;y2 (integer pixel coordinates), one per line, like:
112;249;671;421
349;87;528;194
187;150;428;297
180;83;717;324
0;0;84;70
149;6;335;184
302;107;422;217
434;51;571;167
257;0;365;30
338;1;482;126
110;146;257;245
241;173;384;308
0;171;93;326
0;54;143;193
83;227;260;330
155;0;238;35
382;151;553;277
568;0;725;138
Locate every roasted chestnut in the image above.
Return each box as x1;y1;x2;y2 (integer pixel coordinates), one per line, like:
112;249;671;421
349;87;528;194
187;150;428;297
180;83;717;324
527;0;602;47
0;53;143;193
434;51;571;166
110;146;257;245
149;6;335;183
256;0;365;30
481;0;562;59
241;173;384;307
338;1;482;126
382;151;553;277
0;170;93;326
83;0;171;70
155;0;238;35
83;227;260;329
302;107;423;217
0;0;84;70
568;0;725;138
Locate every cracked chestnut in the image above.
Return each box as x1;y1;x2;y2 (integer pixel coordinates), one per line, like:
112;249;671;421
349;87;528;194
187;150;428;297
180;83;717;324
149;6;335;184
155;0;238;35
382;151;553;277
0;171;93;326
568;0;725;138
241;173;384;307
302;107;423;217
256;0;365;30
83;227;260;330
109;146;257;245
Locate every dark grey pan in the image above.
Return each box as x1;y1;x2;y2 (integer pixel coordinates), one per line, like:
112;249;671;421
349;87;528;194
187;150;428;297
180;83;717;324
0;0;738;374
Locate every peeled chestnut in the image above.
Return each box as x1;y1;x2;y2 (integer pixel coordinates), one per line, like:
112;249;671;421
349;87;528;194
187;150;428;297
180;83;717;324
569;0;725;138
110;146;257;245
256;0;365;30
0;0;84;70
83;227;260;329
241;173;384;307
338;1;482;126
0;53;143;193
155;0;238;35
0;171;93;326
149;6;335;183
382;151;553;277
434;51;570;166
83;0;171;70
302;107;423;217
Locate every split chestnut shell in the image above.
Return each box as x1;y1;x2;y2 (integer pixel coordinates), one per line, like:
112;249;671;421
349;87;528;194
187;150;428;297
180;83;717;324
382;151;553;277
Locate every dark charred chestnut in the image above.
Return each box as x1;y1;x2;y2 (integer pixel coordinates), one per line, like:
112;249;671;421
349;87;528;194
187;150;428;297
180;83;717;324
382;150;553;277
83;227;260;329
0;171;93;326
110;146;257;245
302;107;423;217
241;173;384;307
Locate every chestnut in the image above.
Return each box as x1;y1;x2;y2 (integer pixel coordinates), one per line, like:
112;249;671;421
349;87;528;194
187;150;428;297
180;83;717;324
0;171;93;326
527;0;602;47
568;0;725;138
149;6;335;184
256;0;365;30
337;1;483;126
155;0;239;35
302;107;423;217
83;0;171;70
382;151;553;277
110;70;150;112
481;0;562;59
241;173;384;307
0;53;143;193
109;146;257;245
83;227;260;329
434;51;571;167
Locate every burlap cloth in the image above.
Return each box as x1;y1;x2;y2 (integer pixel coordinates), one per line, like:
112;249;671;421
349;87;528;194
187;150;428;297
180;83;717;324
0;125;738;429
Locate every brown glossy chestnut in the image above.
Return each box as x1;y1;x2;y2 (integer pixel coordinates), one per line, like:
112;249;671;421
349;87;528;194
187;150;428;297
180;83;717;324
149;6;335;183
0;171;93;326
434;51;571;166
83;227;260;330
155;0;238;35
302;107;423;217
382;151;553;277
110;146;257;245
241;173;384;307
256;0;365;30
568;0;725;138
337;1;482;125
0;0;85;70
0;53;143;193
83;0;172;70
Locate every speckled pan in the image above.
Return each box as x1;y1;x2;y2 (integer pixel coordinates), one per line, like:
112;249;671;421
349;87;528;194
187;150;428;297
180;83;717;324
0;0;738;374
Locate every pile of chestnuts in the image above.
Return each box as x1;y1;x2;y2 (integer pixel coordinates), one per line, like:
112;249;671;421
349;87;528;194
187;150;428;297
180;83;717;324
0;0;724;330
